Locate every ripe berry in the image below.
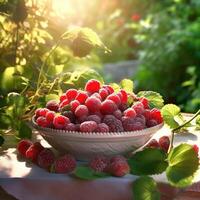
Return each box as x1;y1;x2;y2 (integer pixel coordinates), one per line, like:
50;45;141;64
193;145;199;155
91;93;102;100
77;115;87;123
53;115;70;129
80;121;98;132
119;103;128;111
75;105;89;117
103;115;123;132
139;97;149;109
59;99;69;109
35;108;41;118
17;140;33;157
150;108;163;124
95;123;109;132
113;109;122;119
46;100;59;112
107;94;121;106
119;89;128;104
130;121;144;131
38;149;55;170
36;116;51;128
70;100;80;112
36;108;49;117
26;142;44;163
132;102;144;115
85;79;101;93
60;94;68;102
85;97;101;112
65;123;76;131
75;91;88;104
159;136;170;153
103;85;114;94
89;155;109;172
135;115;146;125
52;154;76;173
109;160;130;177
122;117;136;131
66;89;78;101
99;88;109;100
100;100;117;114
146;139;160;148
124;108;136;118
146;119;158;128
143;109;151;121
86;115;101;124
62;111;76;123
110;155;127;163
46;111;55;123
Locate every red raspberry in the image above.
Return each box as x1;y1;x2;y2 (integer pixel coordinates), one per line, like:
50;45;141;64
46;100;59;112
146;139;160;148
113;109;122;119
37;149;55;170
59;99;69;109
66;89;78;101
131;121;145;131
89;155;110;172
119;103;128;111
26;142;44;163
85;97;101;112
119;89;128;104
86;115;101;124
159;136;170;152
70;100;80;112
146;119;158;128
122;117;135;131
135;115;146;125
95;123;109;132
77;115;87;123
85;79;101;93
107;94;121;106
132;102;144;115
35;108;49;117
17;139;33;157
36;116;51;128
75;91;88;104
53;115;70;129
62;111;76;123
100;100;117;114
91;93;102;100
99;88;109;100
46;111;55;123
65;123;76;131
139;97;149;109
92;111;103;119
150;108;163;124
109;160;130;177
103;115;123;132
193;145;199;155
110;155;127;163
80;121;98;132
35;108;41;118
124;108;136;118
103;85;114;94
52;154;76;173
60;94;68;102
143;109;151;120
75;105;89;117
75;124;80;131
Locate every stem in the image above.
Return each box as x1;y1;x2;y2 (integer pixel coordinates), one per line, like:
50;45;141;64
168;109;200;153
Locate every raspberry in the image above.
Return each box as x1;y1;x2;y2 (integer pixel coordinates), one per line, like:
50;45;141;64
110;155;127;163
60;94;68;102
135;115;146;125
75;91;88;104
77;115;87;123
85;97;101;112
89;155;109;172
146;139;160;148
36;108;49;117
95;123;109;132
37;149;55;170
103;85;114;94
75;105;89;117
86;115;101;124
124;108;136;118
193;145;199;155
36;116;51;128
146;119;158;128
107;94;121;106
91;92;102;100
17;139;33;157
103;115;123;132
159;136;170;153
59;99;69;109
109;160;130;177
66;89;78;101
46;100;59;112
119;89;128;104
113;109;122;119
122;117;135;131
26;142;44;163
52;154;76;173
70;100;80;112
46;111;55;123
99;88;109;100
35;108;41;118
53;115;70;129
92;111;103;119
62;111;76;123
75;124;80;131
119;103;128;111
143;109;151;121
150;108;163;124
100;100;117;114
80;121;97;132
65;123;76;131
139;97;149;109
131;121;144;131
132;102;144;115
85;79;101;93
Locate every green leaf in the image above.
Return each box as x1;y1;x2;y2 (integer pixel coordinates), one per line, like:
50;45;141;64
137;91;164;109
128;148;168;175
0;113;12;129
133;176;160;200
74;166;110;180
0;135;5;146
45;94;59;102
110;83;121;92
18;121;32;139
161;104;181;129
166;144;199;188
120;79;134;93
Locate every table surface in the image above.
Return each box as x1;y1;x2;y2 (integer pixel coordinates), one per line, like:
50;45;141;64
0;119;200;200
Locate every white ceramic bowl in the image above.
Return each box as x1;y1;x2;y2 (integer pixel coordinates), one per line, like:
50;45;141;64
32;117;163;161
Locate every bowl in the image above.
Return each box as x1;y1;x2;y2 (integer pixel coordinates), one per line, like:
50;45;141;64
32;117;163;161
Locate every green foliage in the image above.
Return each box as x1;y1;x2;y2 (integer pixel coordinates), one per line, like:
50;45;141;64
132;176;160;200
166;144;199;188
120;79;134;93
0;135;5;146
128;148;168;176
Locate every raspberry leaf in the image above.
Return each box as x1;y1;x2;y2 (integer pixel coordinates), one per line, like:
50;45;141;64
74;166;110;180
166;143;199;188
137;91;164;109
0;113;12;129
18;121;32;139
133;176;160;200
120;79;134;93
128;148;168;175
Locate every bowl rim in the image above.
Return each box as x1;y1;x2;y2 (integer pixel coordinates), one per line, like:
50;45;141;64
32;116;164;139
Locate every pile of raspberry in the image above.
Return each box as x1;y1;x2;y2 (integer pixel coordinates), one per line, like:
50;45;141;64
34;79;163;132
